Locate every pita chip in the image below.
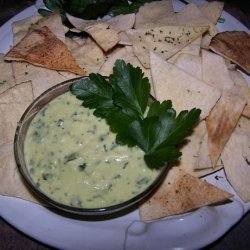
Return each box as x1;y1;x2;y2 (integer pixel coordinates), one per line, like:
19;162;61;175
176;3;217;36
229;70;250;118
0;82;33;147
67;13;135;33
174;53;202;80
105;13;135;32
139;167;232;221
198;1;224;24
194;132;224;170
202;50;235;90
118;31;132;45
209;31;250;74
98;46;154;96
127;25;208;68
12;15;42;45
176;121;222;173
168;36;202;63
31;12;66;43
150;52;221;119
12;62;77;98
84;23;119;51
5;26;85;76
0;54;16;94
66;15;120;52
71;37;105;75
221;133;250;202
135;0;174;29
206;90;246;167
0;144;40;204
235;116;250;135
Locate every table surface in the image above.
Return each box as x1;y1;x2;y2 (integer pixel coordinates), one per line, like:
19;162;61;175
0;0;250;249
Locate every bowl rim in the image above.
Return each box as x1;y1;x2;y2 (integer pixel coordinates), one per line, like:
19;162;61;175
14;77;168;217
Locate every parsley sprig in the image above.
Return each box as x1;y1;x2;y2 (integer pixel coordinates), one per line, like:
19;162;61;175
70;60;201;168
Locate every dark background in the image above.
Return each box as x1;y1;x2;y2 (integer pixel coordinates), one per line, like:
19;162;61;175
0;0;249;249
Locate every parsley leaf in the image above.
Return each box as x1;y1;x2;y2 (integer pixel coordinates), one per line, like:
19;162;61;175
110;60;150;119
70;60;201;168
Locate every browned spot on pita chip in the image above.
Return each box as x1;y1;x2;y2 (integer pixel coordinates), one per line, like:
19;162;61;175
139;168;232;221
4;26;85;76
206;90;246;167
209;31;250;74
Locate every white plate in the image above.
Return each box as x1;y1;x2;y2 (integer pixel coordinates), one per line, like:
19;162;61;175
0;1;249;249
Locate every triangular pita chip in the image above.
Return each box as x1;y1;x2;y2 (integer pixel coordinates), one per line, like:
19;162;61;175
176;3;217;36
235;116;250;135
194;133;224;170
127;25;208;68
84;23;119;51
202;49;235;90
135;0;174;29
174;53;202;80
150;52;221;119
209;31;250;74
0;144;39;204
206;90;246;167
139;167;232;221
229;70;250;118
198;1;224;24
0;54;16;94
4;26;85;76
71;37;104;75
12;15;42;45
168;36;201;63
31;12;66;43
12;62;77;98
0;82;33;147
67;13;135;33
221;133;250;202
98;46;154;96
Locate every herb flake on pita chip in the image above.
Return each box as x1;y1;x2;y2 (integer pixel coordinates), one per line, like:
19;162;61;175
206;90;246;167
209;31;250;74
4;26;85;76
221;133;250;202
139;167;232;221
150;52;221;119
128;25;208;68
202;50;235;90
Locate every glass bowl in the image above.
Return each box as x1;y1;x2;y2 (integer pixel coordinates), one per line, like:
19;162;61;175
14;77;168;218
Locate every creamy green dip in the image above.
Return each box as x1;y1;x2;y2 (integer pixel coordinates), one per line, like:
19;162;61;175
24;92;160;208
